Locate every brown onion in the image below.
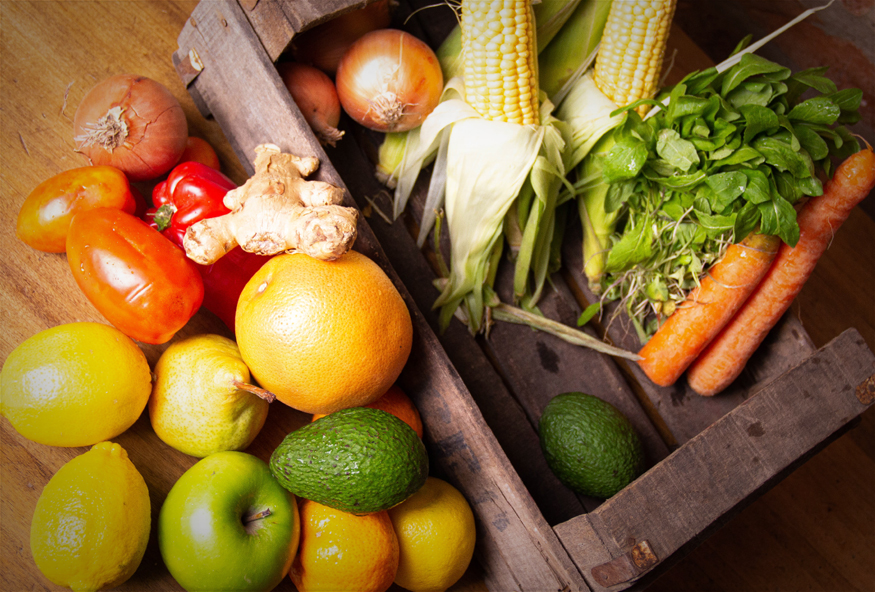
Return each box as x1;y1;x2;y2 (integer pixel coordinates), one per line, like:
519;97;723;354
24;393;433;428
278;62;345;147
336;29;443;133
292;0;392;75
73;74;188;182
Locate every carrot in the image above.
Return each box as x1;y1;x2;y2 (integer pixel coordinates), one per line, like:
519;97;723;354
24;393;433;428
637;231;782;387
687;147;875;396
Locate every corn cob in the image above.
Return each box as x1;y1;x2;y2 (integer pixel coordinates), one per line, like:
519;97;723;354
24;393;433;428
593;0;676;115
460;0;539;125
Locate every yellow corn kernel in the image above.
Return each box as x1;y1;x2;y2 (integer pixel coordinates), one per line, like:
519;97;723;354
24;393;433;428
593;0;676;115
461;0;539;125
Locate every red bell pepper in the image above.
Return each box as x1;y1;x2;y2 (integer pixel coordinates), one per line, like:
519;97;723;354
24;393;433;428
146;161;270;333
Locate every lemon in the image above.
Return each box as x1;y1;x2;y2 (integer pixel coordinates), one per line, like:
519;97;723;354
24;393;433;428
1;322;151;446
387;477;476;592
30;441;151;591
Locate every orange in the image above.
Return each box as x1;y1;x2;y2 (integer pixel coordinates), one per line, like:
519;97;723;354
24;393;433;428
311;384;424;438
290;499;399;592
235;251;413;415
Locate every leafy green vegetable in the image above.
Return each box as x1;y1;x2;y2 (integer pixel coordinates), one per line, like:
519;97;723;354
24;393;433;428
576;53;861;342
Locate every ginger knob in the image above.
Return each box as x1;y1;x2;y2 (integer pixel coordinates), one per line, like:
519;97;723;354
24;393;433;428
183;143;358;264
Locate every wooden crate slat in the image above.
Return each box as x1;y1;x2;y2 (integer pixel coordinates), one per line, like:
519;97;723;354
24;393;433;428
554;328;875;590
175;3;590;589
243;0;380;62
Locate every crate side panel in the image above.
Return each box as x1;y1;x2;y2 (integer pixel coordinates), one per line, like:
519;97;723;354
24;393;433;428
556;329;874;591
175;3;590;589
242;0;374;61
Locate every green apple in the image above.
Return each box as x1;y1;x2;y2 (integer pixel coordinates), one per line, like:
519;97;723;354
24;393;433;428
158;451;300;591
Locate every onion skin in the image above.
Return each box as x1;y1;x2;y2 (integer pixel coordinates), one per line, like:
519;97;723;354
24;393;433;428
292;0;392;75
336;29;443;133
277;62;345;147
73;74;188;182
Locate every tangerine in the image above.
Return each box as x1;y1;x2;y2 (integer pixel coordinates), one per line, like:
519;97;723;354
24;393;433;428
235;251;413;414
311;384;424;438
291;499;399;592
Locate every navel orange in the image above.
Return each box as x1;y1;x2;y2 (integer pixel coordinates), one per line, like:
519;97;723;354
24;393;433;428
290;499;399;592
311;384;424;438
235;251;413;414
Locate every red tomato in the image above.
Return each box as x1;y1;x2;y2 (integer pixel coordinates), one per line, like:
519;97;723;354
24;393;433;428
16;165;137;252
66;208;204;344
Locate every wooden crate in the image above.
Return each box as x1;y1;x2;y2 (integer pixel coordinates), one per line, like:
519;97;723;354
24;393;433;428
173;1;875;590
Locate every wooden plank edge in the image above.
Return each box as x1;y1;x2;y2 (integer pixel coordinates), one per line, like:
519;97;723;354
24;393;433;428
554;328;875;591
173;2;590;589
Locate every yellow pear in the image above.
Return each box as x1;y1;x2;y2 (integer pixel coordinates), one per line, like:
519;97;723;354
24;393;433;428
149;334;274;457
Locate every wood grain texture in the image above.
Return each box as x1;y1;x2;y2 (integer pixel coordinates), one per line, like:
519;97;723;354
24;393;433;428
1;1;873;592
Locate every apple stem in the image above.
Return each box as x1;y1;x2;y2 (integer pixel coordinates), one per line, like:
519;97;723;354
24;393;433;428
243;508;272;524
232;380;277;403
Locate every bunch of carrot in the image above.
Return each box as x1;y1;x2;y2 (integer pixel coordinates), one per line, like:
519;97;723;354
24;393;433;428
637;146;875;396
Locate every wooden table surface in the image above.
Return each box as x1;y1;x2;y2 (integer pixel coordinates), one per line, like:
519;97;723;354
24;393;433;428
1;2;872;591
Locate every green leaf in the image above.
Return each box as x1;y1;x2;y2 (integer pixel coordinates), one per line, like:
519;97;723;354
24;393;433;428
740;168;771;204
576;302;602;327
706;171;748;210
788;66;837;96
752;136;810;178
758;193;799;247
726;80;775;109
656;129;700;172
774;170;803;204
833;126;861;160
792;123;830;160
712;145;764;168
734;200;760;241
798;174;823;197
788;95;841;125
605;219;653;273
661;193;687;220
668;95;712;123
602;136;649;183
739;104;780;144
652;170;707;189
696;211;737;237
827;87;862;113
604;179;637;213
681;67;721;95
721;53;790;95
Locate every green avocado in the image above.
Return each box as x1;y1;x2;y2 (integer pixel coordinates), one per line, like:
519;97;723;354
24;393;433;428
539;392;644;499
269;407;428;514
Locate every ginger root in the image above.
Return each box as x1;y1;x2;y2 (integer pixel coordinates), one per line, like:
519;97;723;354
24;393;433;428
183;143;358;264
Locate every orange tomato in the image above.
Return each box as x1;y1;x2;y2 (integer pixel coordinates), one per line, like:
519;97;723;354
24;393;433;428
177;136;221;170
16;165;137;252
66;208;204;344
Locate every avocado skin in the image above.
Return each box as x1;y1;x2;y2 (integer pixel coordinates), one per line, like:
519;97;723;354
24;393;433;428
269;407;428;514
539;392;644;499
